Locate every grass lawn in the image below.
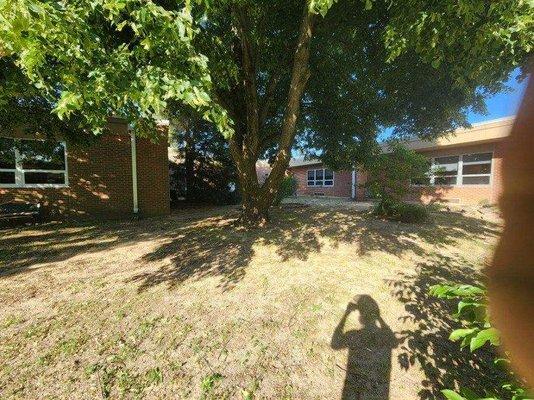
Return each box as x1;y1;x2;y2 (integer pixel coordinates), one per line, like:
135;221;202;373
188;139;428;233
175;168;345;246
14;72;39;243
0;202;503;399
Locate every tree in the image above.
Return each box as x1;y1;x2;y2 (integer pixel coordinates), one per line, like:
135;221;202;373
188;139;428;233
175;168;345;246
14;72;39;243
168;108;240;205
190;0;531;224
364;142;430;219
1;0;532;224
0;0;231;136
431;283;532;400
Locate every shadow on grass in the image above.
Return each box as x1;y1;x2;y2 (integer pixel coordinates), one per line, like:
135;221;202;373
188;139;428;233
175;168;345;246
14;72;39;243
387;254;506;399
331;294;398;400
1;204;500;293
0;204;503;397
127;205;499;291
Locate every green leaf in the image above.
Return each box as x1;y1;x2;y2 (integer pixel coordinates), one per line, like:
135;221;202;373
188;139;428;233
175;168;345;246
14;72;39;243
442;389;467;400
470;328;501;352
449;328;477;342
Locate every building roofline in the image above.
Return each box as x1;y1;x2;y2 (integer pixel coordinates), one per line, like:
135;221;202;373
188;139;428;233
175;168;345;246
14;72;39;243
288;116;515;167
288;159;323;168
382;116;514;152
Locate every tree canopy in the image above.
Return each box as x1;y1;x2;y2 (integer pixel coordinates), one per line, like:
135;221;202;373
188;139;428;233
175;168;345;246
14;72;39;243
1;0;532;222
0;0;231;136
190;0;531;221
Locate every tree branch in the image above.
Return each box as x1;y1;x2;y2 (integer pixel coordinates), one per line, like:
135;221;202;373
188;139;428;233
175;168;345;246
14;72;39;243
261;3;315;200
258;71;282;130
234;6;260;157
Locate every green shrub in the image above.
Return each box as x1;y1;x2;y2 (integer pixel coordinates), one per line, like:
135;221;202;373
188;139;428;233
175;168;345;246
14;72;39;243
374;199;428;223
430;283;532;400
274;175;297;205
396;202;429;223
364;143;431;203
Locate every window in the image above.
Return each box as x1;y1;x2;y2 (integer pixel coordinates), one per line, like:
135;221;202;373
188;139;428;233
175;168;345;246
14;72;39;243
461;152;492;185
0;138;16;184
433;155;459;185
324;169;334;186
307;168;334;187
411;175;431;186
0;138;68;187
411;152;492;187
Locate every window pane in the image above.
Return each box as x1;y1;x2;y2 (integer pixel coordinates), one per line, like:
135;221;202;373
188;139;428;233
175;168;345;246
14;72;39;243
463;176;490;185
412;177;431;186
0;171;15;184
434;176;457;185
0;138;16;169
433;165;458;176
324;180;333;186
435;155;459;165
19;140;66;170
463;163;491;175
308;180;315;186
324;169;333;179
315;169;324;180
315;180;323;186
433;156;458;175
463;153;492;163
24;172;65;184
307;170;314;180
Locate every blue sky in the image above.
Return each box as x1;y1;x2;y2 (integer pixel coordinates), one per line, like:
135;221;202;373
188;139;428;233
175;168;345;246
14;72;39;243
375;69;527;142
468;68;527;123
293;69;527;155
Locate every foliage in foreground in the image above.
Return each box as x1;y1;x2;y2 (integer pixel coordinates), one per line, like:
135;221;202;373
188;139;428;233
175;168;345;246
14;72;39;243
0;0;232;136
430;284;532;400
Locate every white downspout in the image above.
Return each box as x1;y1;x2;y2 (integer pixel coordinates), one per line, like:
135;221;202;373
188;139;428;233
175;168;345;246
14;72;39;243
351;168;356;200
130;130;139;214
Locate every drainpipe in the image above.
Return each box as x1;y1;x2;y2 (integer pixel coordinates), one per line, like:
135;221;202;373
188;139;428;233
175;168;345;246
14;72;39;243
130;130;139;214
351;168;357;200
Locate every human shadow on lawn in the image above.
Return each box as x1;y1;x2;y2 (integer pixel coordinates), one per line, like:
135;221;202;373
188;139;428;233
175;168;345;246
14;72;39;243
331;295;398;400
129;205;500;292
387;254;507;399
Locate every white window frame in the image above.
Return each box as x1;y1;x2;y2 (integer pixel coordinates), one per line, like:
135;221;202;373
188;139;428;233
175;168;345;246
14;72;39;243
411;151;493;187
460;152;492;186
431;155;460;186
0;137;69;188
307;168;334;187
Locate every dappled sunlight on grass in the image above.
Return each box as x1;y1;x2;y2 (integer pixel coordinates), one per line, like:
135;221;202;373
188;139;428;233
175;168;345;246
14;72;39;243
0;204;502;399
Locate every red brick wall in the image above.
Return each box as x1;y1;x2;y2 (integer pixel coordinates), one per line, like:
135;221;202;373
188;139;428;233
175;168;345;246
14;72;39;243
407;142;504;205
0;120;170;218
290;164;354;198
491;140;505;203
136;136;170;217
287;140;504;205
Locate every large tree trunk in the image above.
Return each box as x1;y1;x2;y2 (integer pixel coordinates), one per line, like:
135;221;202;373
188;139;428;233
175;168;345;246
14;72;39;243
229;3;315;226
241;189;270;226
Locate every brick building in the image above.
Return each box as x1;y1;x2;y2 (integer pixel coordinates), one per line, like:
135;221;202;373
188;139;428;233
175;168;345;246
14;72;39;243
288;117;513;205
0;118;170;219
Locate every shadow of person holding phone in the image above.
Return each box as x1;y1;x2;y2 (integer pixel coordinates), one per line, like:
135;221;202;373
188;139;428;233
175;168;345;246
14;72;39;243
331;295;398;400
